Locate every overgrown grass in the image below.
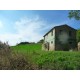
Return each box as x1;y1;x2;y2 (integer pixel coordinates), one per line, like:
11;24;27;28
36;51;80;70
12;43;41;52
11;43;80;70
0;42;80;70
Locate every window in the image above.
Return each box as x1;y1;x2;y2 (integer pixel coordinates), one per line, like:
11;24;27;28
51;30;53;36
44;36;45;40
69;31;72;36
69;42;72;44
60;30;63;34
51;41;53;44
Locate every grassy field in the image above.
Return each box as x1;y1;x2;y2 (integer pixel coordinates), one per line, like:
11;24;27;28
11;43;80;70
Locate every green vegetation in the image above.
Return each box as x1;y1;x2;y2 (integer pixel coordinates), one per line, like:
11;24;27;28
37;39;44;43
11;43;80;70
68;11;80;42
77;29;80;42
0;42;80;70
68;10;80;20
12;43;41;52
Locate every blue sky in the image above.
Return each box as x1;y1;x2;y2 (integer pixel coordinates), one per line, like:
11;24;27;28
0;10;79;45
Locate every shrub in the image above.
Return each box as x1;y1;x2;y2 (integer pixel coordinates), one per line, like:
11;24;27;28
0;41;11;54
0;41;32;70
0;42;10;69
9;53;32;70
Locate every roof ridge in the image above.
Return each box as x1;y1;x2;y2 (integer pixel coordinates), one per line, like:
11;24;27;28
43;24;76;37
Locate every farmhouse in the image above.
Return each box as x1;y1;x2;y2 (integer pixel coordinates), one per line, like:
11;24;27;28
42;24;77;51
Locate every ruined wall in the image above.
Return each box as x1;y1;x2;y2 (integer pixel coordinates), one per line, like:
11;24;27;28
78;42;80;51
55;25;77;51
43;29;55;51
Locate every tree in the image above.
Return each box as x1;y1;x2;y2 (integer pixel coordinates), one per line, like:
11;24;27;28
37;39;44;43
77;29;80;42
17;42;30;45
68;10;80;42
68;10;80;20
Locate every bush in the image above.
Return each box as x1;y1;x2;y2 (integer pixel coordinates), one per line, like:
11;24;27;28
0;41;11;54
0;41;32;70
9;53;32;70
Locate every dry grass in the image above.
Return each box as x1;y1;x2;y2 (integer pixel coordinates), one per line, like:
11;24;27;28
0;42;32;70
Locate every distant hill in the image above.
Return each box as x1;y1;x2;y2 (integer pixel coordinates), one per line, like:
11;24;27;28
17;42;35;45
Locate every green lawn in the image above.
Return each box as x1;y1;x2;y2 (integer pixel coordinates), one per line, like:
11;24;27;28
11;43;80;70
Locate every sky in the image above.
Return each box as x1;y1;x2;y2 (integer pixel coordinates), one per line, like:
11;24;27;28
0;10;80;46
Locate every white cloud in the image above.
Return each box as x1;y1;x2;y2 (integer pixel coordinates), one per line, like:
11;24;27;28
0;16;50;46
14;16;48;43
0;21;3;28
0;34;20;45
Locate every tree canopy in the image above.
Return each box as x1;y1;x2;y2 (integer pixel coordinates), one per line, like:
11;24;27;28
68;10;80;20
68;10;80;42
37;39;44;43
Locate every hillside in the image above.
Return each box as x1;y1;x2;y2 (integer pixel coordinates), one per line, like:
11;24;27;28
11;43;80;70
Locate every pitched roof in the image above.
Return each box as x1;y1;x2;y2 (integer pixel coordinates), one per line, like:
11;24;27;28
43;24;77;37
